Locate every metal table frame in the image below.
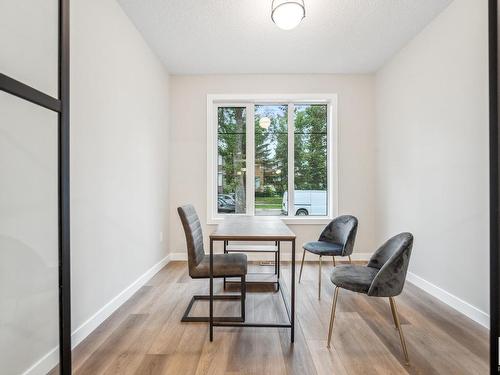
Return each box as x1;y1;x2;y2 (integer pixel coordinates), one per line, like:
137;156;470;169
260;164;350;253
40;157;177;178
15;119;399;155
209;229;296;343
223;240;281;291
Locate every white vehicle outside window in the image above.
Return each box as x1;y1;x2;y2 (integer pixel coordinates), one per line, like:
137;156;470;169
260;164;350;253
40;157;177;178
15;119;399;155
282;190;327;216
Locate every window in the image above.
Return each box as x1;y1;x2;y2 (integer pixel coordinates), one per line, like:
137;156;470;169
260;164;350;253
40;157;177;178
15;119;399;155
207;94;337;223
294;104;328;216
255;105;288;216
217;106;247;214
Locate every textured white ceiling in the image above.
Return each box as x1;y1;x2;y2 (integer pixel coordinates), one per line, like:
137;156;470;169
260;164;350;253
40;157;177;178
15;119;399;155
117;0;453;74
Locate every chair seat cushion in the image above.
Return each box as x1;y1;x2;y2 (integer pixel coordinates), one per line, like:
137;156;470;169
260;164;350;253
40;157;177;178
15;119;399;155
330;265;378;294
303;241;343;255
191;253;247;278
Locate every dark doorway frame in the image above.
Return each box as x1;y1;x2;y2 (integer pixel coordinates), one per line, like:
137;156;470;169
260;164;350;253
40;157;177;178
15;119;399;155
491;0;499;374
0;0;71;373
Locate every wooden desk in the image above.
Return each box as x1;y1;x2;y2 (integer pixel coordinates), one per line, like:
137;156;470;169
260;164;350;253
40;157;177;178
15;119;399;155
209;216;296;342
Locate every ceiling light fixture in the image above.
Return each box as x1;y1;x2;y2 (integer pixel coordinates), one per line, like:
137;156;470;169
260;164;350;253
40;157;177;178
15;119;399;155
259;117;271;129
271;0;305;30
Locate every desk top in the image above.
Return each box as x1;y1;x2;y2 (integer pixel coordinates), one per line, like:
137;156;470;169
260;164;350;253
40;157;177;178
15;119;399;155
210;216;296;241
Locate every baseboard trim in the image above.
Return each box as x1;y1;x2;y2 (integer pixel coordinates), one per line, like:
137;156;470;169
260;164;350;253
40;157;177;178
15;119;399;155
22;347;58;375
71;255;171;346
406;271;489;329
23;255;171;375
169;252;372;262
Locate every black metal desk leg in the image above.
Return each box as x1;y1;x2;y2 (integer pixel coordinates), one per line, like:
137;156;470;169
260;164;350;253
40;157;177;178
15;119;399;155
274;241;278;275
291;239;295;342
209;238;214;341
241;275;246;321
277;241;281;291
223;240;227;290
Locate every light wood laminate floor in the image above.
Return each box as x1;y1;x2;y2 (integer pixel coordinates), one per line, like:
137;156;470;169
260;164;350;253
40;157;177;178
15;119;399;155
68;261;488;375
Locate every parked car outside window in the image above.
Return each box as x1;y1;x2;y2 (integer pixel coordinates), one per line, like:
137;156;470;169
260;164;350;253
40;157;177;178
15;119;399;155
282;190;327;216
218;196;235;213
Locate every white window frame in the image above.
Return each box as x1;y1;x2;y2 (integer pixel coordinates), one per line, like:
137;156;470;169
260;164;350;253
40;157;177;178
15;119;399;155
207;94;338;225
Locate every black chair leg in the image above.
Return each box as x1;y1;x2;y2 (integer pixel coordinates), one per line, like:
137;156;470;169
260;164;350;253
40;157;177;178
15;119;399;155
181;294;244;323
181;274;247;323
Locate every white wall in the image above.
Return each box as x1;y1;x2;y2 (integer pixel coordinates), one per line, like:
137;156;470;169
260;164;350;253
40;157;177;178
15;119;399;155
71;0;169;348
375;0;489;320
169;75;376;258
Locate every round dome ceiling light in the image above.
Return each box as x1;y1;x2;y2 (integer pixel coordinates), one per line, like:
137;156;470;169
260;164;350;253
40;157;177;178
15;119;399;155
271;0;305;31
259;117;271;129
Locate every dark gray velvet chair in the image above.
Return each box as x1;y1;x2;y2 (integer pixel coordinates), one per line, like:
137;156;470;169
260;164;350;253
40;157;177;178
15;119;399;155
178;204;248;322
299;215;358;299
327;232;413;364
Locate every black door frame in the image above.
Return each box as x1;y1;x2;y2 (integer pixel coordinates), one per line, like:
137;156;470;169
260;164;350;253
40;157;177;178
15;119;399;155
490;1;500;374
0;0;71;373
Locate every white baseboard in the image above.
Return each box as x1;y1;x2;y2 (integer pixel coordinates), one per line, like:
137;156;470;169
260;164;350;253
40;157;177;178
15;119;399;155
406;271;489;329
348;253;372;261
70;255;171;346
22;347;59;375
169;252;372;262
23;255;171;375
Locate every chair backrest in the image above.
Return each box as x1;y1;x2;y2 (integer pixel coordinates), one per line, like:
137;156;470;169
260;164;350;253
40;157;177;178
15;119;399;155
177;205;205;276
367;232;413;297
318;215;358;256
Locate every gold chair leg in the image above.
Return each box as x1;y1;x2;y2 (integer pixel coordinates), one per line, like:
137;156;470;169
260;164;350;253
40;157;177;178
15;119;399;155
389;296;398;329
389;297;409;364
327;286;340;348
318;255;322;300
299;249;306;283
348;255;352;264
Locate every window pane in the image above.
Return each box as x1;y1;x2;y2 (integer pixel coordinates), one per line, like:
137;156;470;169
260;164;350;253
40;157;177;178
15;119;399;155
0;1;59;97
217;107;246;214
0;93;59;374
293;104;328;216
255;105;288;216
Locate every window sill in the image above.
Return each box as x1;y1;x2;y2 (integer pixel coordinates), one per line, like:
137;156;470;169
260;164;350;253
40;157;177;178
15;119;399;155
282;217;332;225
207;216;332;225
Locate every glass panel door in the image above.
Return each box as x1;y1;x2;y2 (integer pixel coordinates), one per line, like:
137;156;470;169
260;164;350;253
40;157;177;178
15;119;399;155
0;92;59;373
0;0;68;372
0;1;59;96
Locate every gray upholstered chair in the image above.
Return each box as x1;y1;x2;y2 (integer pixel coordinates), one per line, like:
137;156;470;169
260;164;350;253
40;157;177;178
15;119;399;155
299;215;358;299
178;204;248;322
327;232;414;364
